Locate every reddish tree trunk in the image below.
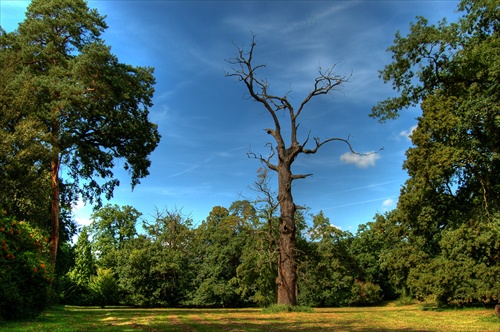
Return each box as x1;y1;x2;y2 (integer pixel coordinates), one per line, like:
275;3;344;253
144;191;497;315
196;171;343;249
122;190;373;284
49;114;61;270
49;154;60;268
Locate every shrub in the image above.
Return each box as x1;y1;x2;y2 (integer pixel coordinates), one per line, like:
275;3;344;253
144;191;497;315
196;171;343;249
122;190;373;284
88;268;120;307
58;274;94;306
350;280;383;305
0;211;53;320
395;296;416;306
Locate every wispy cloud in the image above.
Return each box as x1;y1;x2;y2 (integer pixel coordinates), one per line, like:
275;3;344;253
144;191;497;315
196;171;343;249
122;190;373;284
142;184;212;197
340;152;380;168
280;2;355;34
399;125;417;140
334;181;398;195
168;145;247;178
168;163;204;178
323;196;397;210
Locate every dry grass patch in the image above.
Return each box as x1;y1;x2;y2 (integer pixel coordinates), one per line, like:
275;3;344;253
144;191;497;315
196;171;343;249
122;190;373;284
0;304;499;331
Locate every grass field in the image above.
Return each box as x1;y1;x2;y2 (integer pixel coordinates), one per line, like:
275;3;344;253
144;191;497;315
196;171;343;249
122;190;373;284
1;304;499;331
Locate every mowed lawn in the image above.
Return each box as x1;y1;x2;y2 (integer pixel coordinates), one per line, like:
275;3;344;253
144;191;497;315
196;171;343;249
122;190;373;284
1;304;499;331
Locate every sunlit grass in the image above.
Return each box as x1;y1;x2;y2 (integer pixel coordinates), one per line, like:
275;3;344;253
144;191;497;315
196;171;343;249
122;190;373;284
1;304;499;331
261;304;314;313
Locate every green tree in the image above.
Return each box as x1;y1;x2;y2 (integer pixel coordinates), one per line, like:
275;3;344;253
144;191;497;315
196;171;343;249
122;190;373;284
90;204;140;269
372;0;500;304
62;226;96;305
88;267;120;307
233;195;278;306
114;236;154;306
0;0;160;268
371;0;499;215
0;84;51;228
226;36;364;305
109;208;195;307
231;171;281;306
350;213;401;301
68;227;95;287
398;213;500;305
187;206;251;307
299;211;361;306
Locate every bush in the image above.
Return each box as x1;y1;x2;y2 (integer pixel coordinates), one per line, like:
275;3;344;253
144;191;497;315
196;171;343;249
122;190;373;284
88;268;120;307
395;296;416;306
350;280;383;305
0;211;53;320
58;275;94;306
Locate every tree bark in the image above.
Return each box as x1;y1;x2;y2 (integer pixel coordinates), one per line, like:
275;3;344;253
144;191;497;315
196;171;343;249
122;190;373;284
49;117;61;269
276;166;297;305
49;155;60;268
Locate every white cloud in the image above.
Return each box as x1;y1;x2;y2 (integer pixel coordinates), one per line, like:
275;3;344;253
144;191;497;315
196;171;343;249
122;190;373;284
331;223;342;231
399;125;417;140
340;152;380;168
72;199;92;227
382;198;395;211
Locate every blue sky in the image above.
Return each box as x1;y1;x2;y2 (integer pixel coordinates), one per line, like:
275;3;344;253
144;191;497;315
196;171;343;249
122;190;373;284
1;0;460;231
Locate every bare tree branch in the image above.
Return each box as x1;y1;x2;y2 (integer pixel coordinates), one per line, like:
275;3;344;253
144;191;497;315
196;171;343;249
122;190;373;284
225;35;380;305
225;35;283;141
292;173;313;181
294;67;351;121
246;143;278;172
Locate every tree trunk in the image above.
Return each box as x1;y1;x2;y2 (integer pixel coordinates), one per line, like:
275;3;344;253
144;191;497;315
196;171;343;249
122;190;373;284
49;154;60;269
49;116;60;269
276;167;297;305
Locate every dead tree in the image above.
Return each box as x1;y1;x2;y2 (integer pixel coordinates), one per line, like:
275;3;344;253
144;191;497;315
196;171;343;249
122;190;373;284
226;36;359;306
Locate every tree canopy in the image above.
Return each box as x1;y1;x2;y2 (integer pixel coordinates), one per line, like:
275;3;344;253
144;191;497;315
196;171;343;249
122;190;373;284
371;0;500;304
0;0;160;266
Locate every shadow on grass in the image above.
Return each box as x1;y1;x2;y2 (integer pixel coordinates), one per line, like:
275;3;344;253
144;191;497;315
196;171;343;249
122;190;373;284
60;306;436;332
2;306;497;332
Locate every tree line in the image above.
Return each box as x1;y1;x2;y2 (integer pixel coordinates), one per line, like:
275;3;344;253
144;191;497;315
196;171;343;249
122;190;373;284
1;0;499;321
62;199;387;309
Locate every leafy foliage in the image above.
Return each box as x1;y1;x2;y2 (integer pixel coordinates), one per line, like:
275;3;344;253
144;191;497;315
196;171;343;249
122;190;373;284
234;172;280;306
67;227;96;287
62;227;95;305
2;0;161;204
89;204;140;269
371;0;500;305
117;209;194;307
350;215;398;300
186;206;249;307
0;211;53;320
299;212;360;307
88;268;120;307
0;0;160;266
407;214;500;305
